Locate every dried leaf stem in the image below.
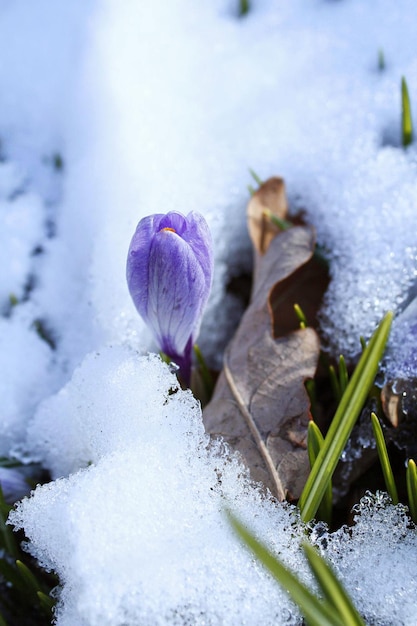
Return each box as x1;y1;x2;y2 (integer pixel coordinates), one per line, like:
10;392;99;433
224;359;286;501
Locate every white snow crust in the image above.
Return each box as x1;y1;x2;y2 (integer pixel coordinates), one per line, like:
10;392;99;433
2;0;417;624
11;348;308;626
318;493;417;626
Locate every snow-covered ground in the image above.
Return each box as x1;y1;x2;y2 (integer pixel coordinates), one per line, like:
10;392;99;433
3;1;417;624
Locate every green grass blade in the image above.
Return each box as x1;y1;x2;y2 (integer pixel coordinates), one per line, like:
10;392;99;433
0;457;22;468
0;558;27;594
299;312;393;522
294;303;308;329
0;611;8;626
378;49;385;71
239;0;250;16
305;380;317;420
329;364;341;403
262;208;292;231
193;344;214;400
303;543;365;626
226;510;344;626
338;355;349;396
0;485;18;559
406;459;417;523
249;168;263;186
307;421;323;464
37;591;55;616
370;412;398;504
307;422;332;525
402;77;413;147
16;560;42;597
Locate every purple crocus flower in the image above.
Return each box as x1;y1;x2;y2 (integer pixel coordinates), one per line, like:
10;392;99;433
126;211;213;383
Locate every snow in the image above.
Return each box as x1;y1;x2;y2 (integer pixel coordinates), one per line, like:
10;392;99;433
11;348;309;626
2;0;417;624
0;306;56;456
13;349;417;625
314;492;417;625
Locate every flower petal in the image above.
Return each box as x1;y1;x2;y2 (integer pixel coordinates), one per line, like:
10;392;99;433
147;228;207;355
126;210;213;381
126;213;164;321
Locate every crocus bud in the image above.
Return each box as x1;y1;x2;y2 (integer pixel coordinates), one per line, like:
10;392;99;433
126;211;213;383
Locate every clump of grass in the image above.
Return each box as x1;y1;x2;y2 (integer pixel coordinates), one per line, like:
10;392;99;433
227;312;406;625
370;411;417;523
299;312;393;523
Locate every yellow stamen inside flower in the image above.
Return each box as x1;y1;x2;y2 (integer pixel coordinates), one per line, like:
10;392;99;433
162;227;176;233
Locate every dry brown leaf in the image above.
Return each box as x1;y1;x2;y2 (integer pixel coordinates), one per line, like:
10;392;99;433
247;177;288;255
203;225;321;500
270;253;330;337
381;382;401;428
